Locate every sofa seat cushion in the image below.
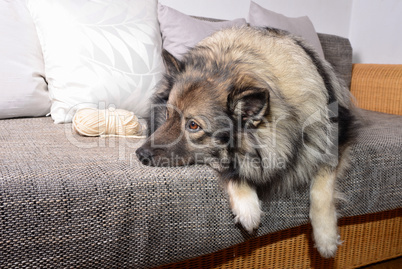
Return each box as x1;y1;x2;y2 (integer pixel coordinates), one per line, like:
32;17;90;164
0;109;400;268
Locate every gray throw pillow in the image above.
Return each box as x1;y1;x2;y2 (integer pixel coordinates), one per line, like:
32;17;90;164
158;4;247;59
248;1;324;58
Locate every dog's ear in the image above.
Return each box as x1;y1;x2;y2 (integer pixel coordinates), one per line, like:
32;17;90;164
162;49;183;75
228;87;270;126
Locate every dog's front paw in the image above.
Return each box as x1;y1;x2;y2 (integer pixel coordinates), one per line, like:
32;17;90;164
315;232;342;258
227;181;262;233
232;197;262;233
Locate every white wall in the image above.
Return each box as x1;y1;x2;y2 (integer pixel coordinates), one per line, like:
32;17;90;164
349;0;402;64
159;0;249;20
159;0;402;64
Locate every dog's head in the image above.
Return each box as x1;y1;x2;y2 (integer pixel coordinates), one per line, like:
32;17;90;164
136;49;270;168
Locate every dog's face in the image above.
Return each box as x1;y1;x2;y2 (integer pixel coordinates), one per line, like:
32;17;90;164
136;50;270;169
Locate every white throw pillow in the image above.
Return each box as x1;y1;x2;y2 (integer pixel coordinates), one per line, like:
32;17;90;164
27;0;165;123
0;0;50;119
248;1;324;58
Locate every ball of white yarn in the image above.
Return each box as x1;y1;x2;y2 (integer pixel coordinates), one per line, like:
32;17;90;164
72;107;145;137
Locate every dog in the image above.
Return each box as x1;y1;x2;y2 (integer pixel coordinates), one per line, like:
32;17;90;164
136;26;358;258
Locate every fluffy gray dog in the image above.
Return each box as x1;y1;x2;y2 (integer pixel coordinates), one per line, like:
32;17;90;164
136;26;358;258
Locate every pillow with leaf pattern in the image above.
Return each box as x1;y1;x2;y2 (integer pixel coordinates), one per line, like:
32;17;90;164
27;0;165;123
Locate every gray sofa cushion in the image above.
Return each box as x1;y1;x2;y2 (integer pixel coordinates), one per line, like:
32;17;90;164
1;109;401;268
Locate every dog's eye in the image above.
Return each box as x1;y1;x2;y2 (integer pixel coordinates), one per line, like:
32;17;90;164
187;120;201;132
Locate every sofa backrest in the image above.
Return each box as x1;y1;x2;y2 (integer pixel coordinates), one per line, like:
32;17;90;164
192;16;353;88
317;33;353;88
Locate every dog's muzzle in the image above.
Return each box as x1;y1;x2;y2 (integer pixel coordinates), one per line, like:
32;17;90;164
135;147;154;166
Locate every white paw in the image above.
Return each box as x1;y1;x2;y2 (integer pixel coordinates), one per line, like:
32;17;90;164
314;229;342;258
309;167;342;258
227;182;262;233
232;198;262;233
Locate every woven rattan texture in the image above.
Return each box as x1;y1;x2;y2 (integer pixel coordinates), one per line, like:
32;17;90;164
351;64;402;116
1;109;401;268
156;209;402;269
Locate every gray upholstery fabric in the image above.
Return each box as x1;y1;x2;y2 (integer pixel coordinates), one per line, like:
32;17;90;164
1;109;401;268
318;33;353;88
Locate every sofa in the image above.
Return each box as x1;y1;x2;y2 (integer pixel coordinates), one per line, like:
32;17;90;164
1;1;401;269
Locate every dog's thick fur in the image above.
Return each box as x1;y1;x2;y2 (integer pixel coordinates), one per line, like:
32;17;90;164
136;26;358;258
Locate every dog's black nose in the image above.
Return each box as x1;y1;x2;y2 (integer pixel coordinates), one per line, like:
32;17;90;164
136;147;154;166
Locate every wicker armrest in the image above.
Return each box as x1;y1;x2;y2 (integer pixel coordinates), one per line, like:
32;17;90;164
350;64;402;115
